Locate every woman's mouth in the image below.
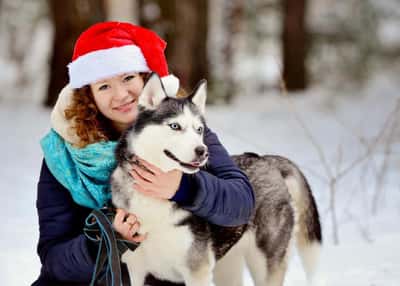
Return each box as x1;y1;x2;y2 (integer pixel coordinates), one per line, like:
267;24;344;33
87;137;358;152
113;99;136;112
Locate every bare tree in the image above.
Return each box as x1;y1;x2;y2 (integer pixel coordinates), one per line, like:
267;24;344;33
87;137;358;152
279;69;399;244
282;0;308;91
371;101;400;214
45;0;106;107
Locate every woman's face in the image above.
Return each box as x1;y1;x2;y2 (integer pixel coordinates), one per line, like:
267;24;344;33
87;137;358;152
90;72;144;131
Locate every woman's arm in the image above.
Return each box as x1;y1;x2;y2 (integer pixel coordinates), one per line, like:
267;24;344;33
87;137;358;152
171;127;255;227
36;160;95;282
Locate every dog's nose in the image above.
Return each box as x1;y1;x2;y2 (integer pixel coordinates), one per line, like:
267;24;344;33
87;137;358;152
195;146;207;157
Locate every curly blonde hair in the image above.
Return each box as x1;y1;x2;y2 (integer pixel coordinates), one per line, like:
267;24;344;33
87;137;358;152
64;73;187;148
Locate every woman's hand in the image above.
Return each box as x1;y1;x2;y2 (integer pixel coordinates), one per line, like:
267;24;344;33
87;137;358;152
130;156;183;199
113;208;147;243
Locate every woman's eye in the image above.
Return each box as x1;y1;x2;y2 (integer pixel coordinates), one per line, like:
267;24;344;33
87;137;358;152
98;84;110;91
124;75;135;82
169;123;181;131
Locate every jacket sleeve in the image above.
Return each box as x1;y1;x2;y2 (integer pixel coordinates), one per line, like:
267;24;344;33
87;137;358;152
171;127;255;226
36;159;95;282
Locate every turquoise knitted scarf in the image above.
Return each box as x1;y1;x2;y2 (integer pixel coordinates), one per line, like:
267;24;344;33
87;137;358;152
40;129;118;209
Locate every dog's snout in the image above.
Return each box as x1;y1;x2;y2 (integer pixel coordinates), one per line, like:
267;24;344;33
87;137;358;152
195;146;208;157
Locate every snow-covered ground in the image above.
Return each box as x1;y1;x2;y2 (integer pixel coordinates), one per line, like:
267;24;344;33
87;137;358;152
1;71;399;285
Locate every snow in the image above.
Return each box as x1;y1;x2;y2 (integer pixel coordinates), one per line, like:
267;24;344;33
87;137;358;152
1;71;399;285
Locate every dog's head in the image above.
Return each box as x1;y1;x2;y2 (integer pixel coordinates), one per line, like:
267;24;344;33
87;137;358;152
128;73;208;174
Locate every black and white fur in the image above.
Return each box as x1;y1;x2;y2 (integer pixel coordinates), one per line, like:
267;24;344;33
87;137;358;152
110;73;322;285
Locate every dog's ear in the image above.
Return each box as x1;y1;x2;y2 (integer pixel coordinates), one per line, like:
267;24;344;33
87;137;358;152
138;73;167;110
189;79;207;115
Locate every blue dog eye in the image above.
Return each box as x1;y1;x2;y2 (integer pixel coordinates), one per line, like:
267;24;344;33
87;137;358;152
169;123;181;130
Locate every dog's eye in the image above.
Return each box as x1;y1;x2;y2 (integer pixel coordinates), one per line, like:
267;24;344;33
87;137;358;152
196;126;204;134
169;123;181;131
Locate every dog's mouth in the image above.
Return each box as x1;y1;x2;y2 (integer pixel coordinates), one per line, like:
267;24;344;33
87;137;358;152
164;150;207;171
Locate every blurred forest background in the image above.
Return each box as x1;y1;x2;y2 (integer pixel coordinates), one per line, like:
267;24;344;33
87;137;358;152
1;0;399;105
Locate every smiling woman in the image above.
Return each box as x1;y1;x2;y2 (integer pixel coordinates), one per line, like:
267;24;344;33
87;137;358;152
64;72;149;147
91;73;144;125
64;71;186;148
33;21;255;286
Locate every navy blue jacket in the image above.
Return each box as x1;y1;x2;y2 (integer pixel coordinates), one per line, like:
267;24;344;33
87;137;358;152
32;128;255;285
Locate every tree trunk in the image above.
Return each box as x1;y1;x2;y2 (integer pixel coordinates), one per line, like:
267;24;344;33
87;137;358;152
44;0;106;107
223;0;244;103
170;0;208;90
282;0;308;91
105;0;138;23
139;0;208;91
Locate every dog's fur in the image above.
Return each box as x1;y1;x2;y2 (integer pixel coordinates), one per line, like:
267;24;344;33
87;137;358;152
110;73;322;286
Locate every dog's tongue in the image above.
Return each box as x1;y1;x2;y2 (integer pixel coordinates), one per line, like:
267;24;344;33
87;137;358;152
189;161;201;167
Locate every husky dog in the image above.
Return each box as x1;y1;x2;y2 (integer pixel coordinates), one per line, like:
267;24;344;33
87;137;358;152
110;73;322;286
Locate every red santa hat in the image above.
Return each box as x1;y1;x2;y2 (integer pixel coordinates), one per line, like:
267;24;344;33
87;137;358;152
67;21;179;96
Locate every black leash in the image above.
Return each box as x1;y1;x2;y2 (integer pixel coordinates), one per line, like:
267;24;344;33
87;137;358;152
84;207;139;286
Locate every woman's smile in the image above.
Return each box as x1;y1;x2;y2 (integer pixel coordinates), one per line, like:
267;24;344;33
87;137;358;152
113;98;137;112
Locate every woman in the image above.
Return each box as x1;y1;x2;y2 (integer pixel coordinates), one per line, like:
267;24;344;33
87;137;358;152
33;22;254;286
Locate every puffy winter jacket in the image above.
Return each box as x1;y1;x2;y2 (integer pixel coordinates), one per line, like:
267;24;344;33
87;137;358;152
32;127;255;285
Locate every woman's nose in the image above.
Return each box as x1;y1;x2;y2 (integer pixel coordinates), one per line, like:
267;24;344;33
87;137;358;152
112;83;130;100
